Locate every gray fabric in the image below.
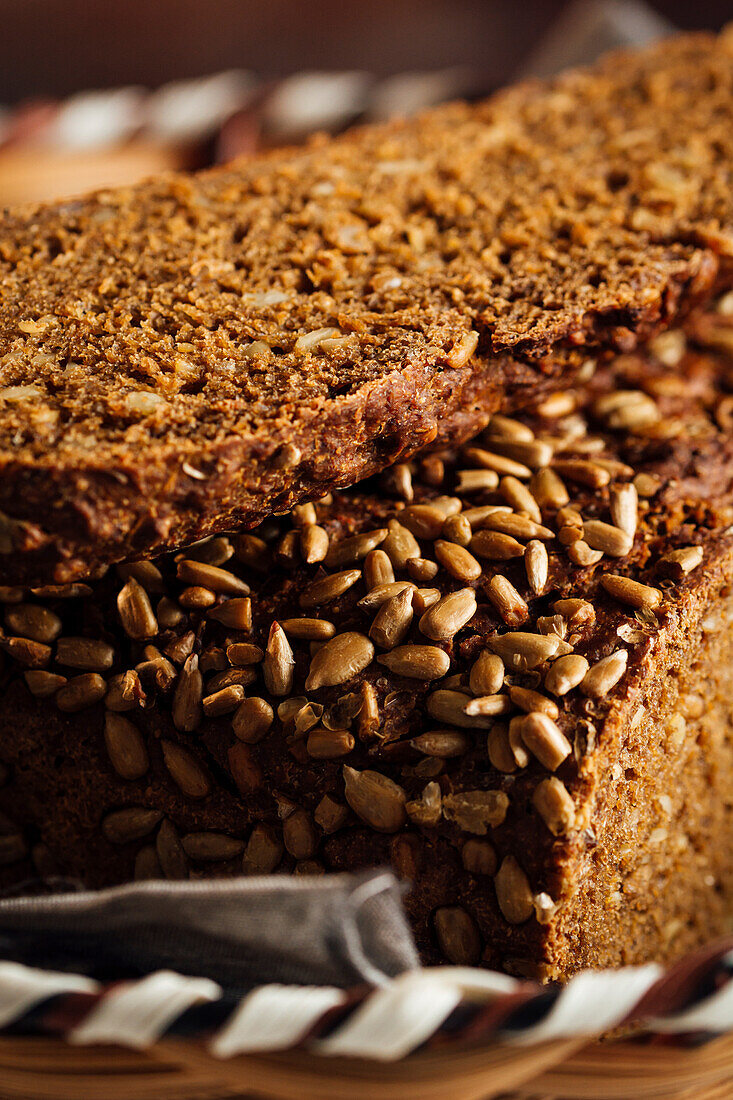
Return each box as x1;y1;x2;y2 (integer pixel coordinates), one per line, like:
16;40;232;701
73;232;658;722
0;870;418;993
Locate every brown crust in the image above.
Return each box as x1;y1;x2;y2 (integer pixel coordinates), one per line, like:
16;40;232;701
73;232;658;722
1;31;733;583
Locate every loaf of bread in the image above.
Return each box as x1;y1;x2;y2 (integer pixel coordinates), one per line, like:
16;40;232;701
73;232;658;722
1;295;732;980
1;31;732;585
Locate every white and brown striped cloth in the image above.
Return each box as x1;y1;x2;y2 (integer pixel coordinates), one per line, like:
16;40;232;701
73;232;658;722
0;871;731;1059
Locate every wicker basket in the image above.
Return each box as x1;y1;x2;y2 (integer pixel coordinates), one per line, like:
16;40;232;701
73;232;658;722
1;1031;732;1100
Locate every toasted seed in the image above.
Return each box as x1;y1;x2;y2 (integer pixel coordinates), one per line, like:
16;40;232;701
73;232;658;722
463;693;512;717
495;855;534;923
104;713;148;779
411;730;468;757
369;586;413;649
199;646;228;673
381;519;421;569
434;906;481;965
552;458;610;488
412;588;441;614
406;557;440;583
156;819;188;880
499;476;542;523
56;672;106;711
485;413;535;443
600;574;662;609
176;560;249;596
420;455;445;486
164;631;196;666
357;580;415;612
56;636;114;672
2;636;51;667
262;622;295;696
443;789;509;833
434;540;481;582
105;670;145;711
659;546;704;576
207;667;256;692
488;631;560;671
427;689;494;728
378;645;450;680
291;502;317;527
442;513;472;547
358;681;380;741
24;670;67;697
299;569;361;609
553;598;595;630
179;585;217;610
103;807;163;844
523;540;547;597
161;740;210;799
399;504;449;540
306;632;374;690
583;520;633;558
462;839;497;876
0;586;24;603
363;548;395;589
136;655;177;692
156;597;185;630
307;728;356;758
182;536;234;567
203;684;245;716
172;654;203;732
324;528;387;568
634;472;662;497
529;467;569;510
404;781;442;827
227;740;263;794
581;649;628;698
235;533;271;572
463;445;531;479
343;766;406;832
486;575;528;626
508;686;559;719
470;530;524;560
383;462;414;502
483;513;554;542
469;651;504;696
487;724;516;773
567;539;603;567
455;469;501;493
5;603;62;644
242;824;283;874
207;598;252;631
594;389;660;430
115;580;158;642
291;699;324;735
282;809;317;860
482;438;553;469
419;588;476;641
181;832;244;861
512;720;532;767
517;712;571;770
31;583;93;600
533;777;576;836
117;560;165;591
462;505;512;528
226;642;264;666
610;483;638;539
544;654;589;695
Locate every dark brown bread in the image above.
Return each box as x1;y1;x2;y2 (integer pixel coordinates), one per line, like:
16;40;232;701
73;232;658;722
1;31;733;584
2;299;733;979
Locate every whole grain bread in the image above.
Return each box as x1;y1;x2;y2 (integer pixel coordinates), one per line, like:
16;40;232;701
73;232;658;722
1;31;733;584
1;300;733;978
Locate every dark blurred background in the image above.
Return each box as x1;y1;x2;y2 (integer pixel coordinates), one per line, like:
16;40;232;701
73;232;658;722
0;0;729;205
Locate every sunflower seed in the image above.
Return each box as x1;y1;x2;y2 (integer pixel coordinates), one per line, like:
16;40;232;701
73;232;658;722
0;586;24;603
659;545;704;576
363;548;395;589
443;789;509;834
553;598;595;630
487;724;516;773
442;513;472;546
499;476;542;523
381;519;421;569
462;838;497;875
324;528;387;568
552;458;610;488
601;573;662;609
455;469;501;493
181;536;234;567
176;560;250;596
583;520;633;558
567;540;603;567
4;603;62;644
291;502;317;527
523;539;548;597
181;832;245;861
470;530;525;560
463;693;512;716
488;631;560;670
434;906;481;965
482;438;553;469
406;557;440;582
610;483;638;539
543;654;588;696
369;586;413;649
226;642;263;666
412;587;441;614
382;462;414;502
235;533;271;572
533;777;576;835
358;681;380;741
486;575;528;626
516;712;571;770
305;632;374;690
508;686;559;718
581;649;628;698
530;467;569;509
357;581;415;612
203;683;245;716
410;730;468;757
594;389;660;430
172;654;203;731
495;855;534;923
117;560;165;592
161;740;210;799
378;645;450;680
2;636;51;667
463;445;531;479
281;809;317;860
55;636;114;672
469;651;504;696
434;540;481;582
207;667;257;692
427;688;494;728
299;569;361;608
156;819;189;880
105;670;145;711
178;585;216;610
228;741;263;793
56;673;106;711
485;414;535;443
103;807;163;844
483;513;554;542
207;598;252;631
104;713;149;779
242;824;283;874
462;505;512;528
24;670;67;697
306;728;356;758
164;631;196;665
419;588;476;641
398;504;447;540
156;597;185;630
342;766;407;832
263;622;295;696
